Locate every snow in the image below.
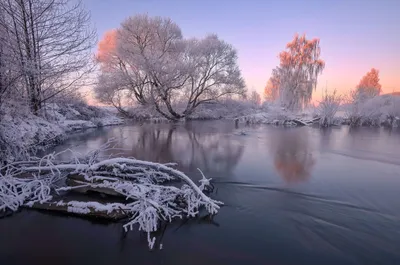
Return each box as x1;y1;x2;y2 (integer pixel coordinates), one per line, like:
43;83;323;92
107;93;400;128
52;200;127;215
233;95;400;128
0;113;65;162
0;174;53;212
43;103;123;131
0;103;123;164
0;144;222;249
342;94;400;126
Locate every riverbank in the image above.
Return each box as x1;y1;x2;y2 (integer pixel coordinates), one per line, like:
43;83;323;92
122;94;400;128
0;103;123;164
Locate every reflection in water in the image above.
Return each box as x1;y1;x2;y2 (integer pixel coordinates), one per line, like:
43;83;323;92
54;121;245;176
126;123;245;175
270;128;316;183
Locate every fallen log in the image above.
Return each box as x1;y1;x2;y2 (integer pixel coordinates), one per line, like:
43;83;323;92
66;173;124;197
25;200;128;220
292;119;311;126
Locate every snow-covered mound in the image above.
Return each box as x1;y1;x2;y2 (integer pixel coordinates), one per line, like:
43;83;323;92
0;113;64;162
234;103;317;126
43;103;123;131
0;103;123;164
188;100;260;120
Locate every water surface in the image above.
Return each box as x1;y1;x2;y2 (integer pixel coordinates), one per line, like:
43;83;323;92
1;121;400;265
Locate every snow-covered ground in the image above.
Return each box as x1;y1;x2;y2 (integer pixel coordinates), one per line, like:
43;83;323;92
117;95;400;128
232;95;400;127
43;103;122;131
0;103;123;164
121;99;261;121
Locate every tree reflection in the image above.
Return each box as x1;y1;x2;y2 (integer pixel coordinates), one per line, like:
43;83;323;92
52;122;245;176
270;128;315;183
127;123;245;175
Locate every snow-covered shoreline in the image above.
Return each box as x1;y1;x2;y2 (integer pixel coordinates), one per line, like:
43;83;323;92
2;94;398;164
0;103;123;164
121;95;400;128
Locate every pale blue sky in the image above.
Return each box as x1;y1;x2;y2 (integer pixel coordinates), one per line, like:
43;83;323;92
84;0;400;100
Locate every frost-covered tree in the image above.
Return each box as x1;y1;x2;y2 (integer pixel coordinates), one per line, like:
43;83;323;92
249;90;261;106
271;34;325;111
356;68;382;98
0;0;96;114
0;6;22;110
263;72;280;101
95;14;246;120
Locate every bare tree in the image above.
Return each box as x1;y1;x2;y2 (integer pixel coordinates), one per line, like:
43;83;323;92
0;6;23;110
269;34;325;111
95;72;135;116
96;29;152;106
249;90;261;106
179;35;246;117
95;14;245;120
0;0;96;114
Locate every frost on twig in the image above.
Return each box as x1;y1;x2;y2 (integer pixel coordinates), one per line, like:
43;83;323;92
0;139;222;249
0;174;53;212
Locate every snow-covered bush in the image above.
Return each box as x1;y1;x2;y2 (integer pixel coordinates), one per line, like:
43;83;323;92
385;96;400;127
317;89;342;127
42;103;107;121
41;103;122;129
0;102;122;164
126;104;164;121
189;99;261;120
0;113;65;164
235;101;317;126
121;98;261;121
345;94;400;127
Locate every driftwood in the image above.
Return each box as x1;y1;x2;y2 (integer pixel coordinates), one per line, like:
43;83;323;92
66;173;123;197
291;119;309;126
26;200;128;220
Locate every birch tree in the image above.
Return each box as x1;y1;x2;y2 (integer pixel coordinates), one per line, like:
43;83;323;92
271;34;325;111
0;0;96;114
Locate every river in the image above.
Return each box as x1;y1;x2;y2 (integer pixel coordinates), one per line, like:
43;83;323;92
1;121;400;265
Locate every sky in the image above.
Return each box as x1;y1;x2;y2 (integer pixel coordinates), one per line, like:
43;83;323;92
84;0;400;102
